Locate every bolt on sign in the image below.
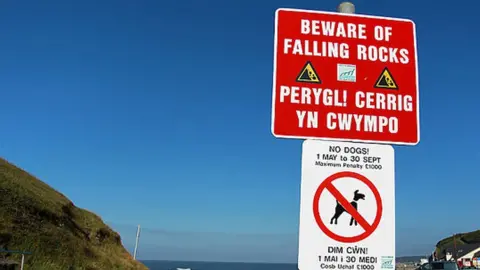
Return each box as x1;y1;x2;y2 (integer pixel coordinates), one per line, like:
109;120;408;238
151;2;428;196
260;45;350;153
299;140;395;270
271;8;420;145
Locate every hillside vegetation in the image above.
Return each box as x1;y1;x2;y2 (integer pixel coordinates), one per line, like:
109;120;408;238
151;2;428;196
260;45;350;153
436;230;480;252
0;158;148;270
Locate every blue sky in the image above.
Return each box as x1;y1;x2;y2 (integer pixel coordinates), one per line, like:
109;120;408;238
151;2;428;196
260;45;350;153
0;0;479;263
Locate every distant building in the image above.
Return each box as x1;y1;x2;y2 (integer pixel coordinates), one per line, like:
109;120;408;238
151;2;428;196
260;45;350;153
445;244;480;260
438;244;480;267
472;251;480;267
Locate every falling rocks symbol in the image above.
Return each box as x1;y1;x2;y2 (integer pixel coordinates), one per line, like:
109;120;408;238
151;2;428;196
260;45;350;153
296;61;322;84
374;67;398;90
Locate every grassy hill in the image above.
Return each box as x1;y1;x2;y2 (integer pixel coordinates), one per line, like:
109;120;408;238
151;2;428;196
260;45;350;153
0;158;148;270
436;230;480;253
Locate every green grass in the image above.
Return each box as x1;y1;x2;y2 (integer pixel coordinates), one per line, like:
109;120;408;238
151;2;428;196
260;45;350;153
0;158;148;270
436;230;480;254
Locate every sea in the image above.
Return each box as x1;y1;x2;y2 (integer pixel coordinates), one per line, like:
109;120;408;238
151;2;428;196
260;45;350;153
141;260;297;270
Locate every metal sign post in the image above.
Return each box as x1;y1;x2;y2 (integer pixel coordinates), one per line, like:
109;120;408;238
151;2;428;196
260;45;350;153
133;224;141;260
337;2;355;13
20;254;25;270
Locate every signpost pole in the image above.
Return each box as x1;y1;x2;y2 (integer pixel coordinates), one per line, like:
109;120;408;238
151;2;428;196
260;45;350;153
20;254;25;270
133;224;141;260
337;2;355;14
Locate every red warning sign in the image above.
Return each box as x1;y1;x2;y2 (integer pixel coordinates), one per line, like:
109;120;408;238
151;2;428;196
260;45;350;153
271;8;420;145
312;171;382;243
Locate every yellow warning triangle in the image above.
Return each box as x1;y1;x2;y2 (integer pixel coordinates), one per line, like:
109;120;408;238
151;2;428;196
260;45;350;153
296;61;321;84
374;67;398;90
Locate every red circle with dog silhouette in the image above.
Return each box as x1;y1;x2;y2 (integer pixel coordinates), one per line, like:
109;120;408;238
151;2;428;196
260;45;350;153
312;171;383;243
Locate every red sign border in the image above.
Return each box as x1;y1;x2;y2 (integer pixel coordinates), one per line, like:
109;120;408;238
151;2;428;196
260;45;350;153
270;8;420;146
312;171;383;243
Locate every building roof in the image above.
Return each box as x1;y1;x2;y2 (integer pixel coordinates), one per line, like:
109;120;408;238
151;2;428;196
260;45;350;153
444;244;480;259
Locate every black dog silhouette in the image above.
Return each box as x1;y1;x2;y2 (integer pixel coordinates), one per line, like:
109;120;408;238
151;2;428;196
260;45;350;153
330;190;365;226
